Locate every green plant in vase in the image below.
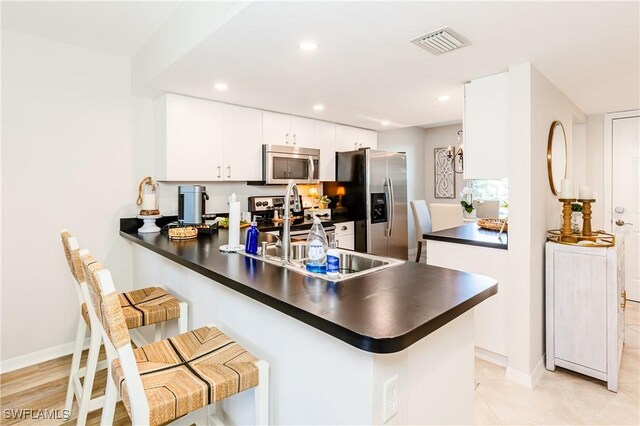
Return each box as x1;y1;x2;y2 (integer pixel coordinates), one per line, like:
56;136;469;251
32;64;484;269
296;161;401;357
318;195;331;209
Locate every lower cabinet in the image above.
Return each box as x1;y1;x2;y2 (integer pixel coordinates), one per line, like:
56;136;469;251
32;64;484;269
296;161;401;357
545;240;625;392
426;240;508;363
335;221;355;250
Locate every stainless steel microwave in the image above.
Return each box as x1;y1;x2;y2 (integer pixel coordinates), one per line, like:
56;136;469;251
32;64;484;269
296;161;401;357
262;144;320;184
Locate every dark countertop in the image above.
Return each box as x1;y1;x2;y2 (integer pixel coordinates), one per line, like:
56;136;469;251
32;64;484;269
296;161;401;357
120;219;497;354
424;223;508;250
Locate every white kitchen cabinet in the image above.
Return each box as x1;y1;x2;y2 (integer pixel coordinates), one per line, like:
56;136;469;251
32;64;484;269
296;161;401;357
156;94;224;181
463;72;508;179
263;112;315;147
335;221;355;250
311;121;336;181
358;129;378;149
223;104;262;181
545;240;626;392
426;240;508;363
291;116;315;147
263;111;292;146
336;125;378;152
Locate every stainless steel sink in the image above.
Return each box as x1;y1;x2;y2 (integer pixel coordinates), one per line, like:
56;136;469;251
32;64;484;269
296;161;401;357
240;242;404;282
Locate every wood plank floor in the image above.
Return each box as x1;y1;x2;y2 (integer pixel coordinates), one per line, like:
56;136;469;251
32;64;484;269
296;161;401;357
0;347;130;425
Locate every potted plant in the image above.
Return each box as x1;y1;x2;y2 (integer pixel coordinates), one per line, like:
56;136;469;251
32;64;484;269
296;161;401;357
318;195;331;209
460;187;477;219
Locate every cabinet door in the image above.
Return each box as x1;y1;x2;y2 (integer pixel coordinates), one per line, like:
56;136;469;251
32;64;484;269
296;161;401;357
463;72;508;179
164;95;224;181
336;233;355;250
263;111;291;146
312;121;336;181
335;124;359;152
223;104;262;181
290;116;315;147
357;129;378;149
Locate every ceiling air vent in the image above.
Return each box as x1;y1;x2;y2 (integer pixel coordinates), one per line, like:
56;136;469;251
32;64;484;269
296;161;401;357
411;27;471;55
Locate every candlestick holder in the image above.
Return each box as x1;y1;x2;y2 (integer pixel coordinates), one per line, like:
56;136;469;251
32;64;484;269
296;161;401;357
578;198;596;238
559;198;577;243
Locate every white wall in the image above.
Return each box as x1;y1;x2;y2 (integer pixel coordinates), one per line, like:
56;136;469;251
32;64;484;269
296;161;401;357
423;124;465;208
378;126;426;250
586;114;605;229
1;30;153;364
506;63;586;383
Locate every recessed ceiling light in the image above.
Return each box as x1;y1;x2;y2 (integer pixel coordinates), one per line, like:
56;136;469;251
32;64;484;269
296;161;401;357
299;41;318;51
313;104;324;111
214;83;228;91
381;121;390;126
438;95;450;102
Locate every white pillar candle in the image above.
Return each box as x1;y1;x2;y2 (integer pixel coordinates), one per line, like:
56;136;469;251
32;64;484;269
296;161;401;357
560;179;575;198
579;186;593;199
141;194;156;210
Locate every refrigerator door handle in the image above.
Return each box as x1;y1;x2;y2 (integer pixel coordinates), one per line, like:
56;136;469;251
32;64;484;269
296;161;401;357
388;177;395;236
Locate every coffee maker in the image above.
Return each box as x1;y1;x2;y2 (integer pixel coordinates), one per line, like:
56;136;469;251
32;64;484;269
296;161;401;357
178;185;209;224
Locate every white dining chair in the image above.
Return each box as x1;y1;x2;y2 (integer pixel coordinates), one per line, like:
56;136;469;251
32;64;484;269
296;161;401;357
429;203;464;232
410;200;432;263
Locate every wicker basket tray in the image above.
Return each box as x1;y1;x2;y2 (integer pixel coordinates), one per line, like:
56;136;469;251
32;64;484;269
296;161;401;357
168;227;198;240
477;218;508;232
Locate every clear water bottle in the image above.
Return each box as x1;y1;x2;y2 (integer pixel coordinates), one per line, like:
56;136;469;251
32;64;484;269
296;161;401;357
305;216;328;273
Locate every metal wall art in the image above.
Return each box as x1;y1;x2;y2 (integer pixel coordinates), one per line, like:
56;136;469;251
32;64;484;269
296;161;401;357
434;147;456;198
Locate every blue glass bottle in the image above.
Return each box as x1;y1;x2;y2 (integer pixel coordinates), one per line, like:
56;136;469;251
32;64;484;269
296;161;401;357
244;217;260;255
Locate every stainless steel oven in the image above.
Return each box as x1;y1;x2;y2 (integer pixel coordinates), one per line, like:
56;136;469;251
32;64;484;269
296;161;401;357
263;144;320;184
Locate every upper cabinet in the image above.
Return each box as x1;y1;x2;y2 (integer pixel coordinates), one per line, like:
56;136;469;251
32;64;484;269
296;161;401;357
311;120;336;181
336;125;378;152
156;94;224;181
463;72;508;180
156;94;262;181
263;112;315;147
222;104;263;181
156;94;377;182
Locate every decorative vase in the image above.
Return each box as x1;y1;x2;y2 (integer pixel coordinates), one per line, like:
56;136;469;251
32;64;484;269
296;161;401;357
571;212;582;233
463;209;477;219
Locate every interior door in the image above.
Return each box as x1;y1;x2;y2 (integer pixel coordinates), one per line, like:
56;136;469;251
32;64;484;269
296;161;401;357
368;150;389;256
612;115;640;301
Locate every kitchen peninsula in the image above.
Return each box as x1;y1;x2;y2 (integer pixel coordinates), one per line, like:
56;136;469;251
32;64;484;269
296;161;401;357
121;218;497;424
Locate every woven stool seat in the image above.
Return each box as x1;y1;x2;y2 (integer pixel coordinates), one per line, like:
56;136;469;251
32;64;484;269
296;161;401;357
112;326;259;426
81;287;181;330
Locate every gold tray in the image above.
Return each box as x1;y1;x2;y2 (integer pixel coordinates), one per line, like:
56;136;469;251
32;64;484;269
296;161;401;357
547;229;615;247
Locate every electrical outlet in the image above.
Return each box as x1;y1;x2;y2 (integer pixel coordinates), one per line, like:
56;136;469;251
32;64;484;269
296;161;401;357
382;374;399;423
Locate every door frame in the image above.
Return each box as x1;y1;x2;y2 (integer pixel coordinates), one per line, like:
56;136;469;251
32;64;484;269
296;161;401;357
603;109;640;233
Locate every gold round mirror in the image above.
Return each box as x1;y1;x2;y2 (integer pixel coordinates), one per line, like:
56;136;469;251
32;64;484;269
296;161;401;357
547;121;567;196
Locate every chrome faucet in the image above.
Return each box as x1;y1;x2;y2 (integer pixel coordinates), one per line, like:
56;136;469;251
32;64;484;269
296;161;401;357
282;181;301;262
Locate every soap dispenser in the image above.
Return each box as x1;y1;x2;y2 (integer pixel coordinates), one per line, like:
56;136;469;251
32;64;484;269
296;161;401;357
244;216;260;255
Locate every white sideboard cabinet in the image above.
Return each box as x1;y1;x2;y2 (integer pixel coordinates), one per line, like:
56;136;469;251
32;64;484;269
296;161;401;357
545;240;626;392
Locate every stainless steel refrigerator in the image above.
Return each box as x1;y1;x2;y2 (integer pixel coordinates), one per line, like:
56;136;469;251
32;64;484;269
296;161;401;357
327;148;408;260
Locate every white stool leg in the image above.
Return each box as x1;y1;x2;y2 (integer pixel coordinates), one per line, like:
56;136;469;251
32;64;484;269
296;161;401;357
178;301;189;334
154;323;162;342
65;315;87;413
255;360;269;425
100;370;117;426
76;328;102;426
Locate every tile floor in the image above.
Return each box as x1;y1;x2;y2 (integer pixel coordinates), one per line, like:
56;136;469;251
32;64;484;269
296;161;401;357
475;301;640;425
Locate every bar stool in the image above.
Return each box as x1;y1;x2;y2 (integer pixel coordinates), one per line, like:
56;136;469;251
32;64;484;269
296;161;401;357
81;253;269;426
60;230;189;425
410;200;432;262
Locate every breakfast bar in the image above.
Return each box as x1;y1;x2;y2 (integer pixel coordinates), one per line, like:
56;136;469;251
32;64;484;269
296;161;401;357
121;218;497;424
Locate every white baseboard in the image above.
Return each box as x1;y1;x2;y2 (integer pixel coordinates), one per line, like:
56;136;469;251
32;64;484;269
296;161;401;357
475;346;508;367
505;354;546;389
0;336;90;374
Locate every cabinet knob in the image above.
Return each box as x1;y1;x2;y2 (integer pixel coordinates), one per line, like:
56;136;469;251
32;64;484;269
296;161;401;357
341;226;348;231
227;165;231;178
285;133;289;144
293;134;297;145
217;165;221;178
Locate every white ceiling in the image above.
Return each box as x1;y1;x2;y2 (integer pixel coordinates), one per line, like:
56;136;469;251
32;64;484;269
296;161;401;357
2;1;639;130
1;1;182;57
